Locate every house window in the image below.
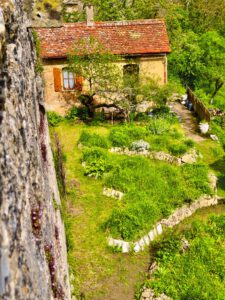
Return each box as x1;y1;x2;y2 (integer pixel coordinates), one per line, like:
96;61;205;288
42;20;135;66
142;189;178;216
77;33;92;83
62;69;76;90
123;64;139;86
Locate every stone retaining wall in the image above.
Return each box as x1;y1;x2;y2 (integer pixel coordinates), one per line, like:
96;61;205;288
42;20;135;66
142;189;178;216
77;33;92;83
110;147;198;165
108;195;218;253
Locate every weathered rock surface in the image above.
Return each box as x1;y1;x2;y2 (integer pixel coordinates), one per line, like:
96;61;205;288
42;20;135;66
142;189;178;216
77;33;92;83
0;1;70;299
140;288;171;300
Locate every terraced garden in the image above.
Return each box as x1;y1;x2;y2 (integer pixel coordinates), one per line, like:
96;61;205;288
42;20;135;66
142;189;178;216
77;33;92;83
49;106;225;299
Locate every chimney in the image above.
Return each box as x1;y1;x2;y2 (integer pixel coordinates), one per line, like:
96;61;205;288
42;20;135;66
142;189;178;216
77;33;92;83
85;5;94;27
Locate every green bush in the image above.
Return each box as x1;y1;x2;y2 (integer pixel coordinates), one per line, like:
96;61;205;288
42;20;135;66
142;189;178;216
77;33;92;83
104;202;161;240
148;118;170;135
82;147;108;164
65;106;79;121
168;143;188;156
184;139;195;148
182;164;211;196
104;207;143;240
84;159;110;178
79;131;110;148
47;111;63;127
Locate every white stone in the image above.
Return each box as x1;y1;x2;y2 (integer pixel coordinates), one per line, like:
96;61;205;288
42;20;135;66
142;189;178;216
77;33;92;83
121;242;130;253
210;134;219;142
148;230;155;241
156;223;163;235
139;238;145;250
134;242;141;252
143;235;150;246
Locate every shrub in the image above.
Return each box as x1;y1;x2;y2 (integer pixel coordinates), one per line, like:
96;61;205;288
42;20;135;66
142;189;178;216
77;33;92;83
182;164;211;195
84;159;109;178
148;118;170;135
82;147;108;164
152;105;170;116
103;207;143;240
168;143;188;156
109;127;131;147
47;111;63;127
79;131;110;148
65;107;78;121
77;107;89;120
135;112;150;122
184;139;195;148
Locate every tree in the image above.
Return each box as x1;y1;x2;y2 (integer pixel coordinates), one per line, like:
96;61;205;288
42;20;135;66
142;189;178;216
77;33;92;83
199;32;225;103
68;37;177;120
68;37;129;118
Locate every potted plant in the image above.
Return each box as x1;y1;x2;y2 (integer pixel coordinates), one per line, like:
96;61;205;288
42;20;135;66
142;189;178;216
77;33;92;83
199;120;209;134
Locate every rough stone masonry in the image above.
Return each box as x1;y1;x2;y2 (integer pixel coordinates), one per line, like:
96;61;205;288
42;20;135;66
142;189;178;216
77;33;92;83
0;0;70;299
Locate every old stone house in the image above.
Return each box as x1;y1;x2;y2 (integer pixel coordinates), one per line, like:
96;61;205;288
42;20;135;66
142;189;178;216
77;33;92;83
36;9;171;114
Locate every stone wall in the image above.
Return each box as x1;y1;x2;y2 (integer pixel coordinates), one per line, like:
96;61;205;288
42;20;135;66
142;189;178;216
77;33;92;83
0;1;70;299
109;194;219;253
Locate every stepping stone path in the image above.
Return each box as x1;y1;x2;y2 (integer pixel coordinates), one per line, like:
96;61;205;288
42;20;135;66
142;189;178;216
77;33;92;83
170;102;206;143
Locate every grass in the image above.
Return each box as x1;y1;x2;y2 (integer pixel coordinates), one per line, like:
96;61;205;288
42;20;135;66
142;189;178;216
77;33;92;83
78;120;210;241
195;139;225;197
52;122;150;299
50;114;224;299
138;211;225;300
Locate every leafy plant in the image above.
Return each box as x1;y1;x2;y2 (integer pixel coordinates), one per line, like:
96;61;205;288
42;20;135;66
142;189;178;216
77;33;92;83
47;111;63;127
84;159;110;178
148;118;170;135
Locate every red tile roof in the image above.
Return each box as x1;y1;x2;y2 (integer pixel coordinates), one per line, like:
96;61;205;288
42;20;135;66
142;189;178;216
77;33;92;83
35;19;171;59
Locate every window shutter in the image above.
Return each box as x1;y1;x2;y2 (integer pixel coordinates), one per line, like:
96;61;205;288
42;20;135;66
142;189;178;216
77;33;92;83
53;68;62;92
75;75;83;91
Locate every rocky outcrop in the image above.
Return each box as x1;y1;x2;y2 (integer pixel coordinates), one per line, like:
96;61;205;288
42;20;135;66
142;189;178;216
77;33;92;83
0;1;70;299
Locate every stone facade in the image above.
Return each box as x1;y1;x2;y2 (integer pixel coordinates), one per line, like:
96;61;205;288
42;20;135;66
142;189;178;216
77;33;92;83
0;1;70;299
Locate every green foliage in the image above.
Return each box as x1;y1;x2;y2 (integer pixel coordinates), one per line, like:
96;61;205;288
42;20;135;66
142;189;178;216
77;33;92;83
65;107;79;121
143;215;225;300
103;156;211;240
32;30;44;74
68;37;121;94
109;125;147;148
211;118;225;149
148;118;170;135
84;159;109;178
65;106;89;121
82;147;108;164
168;143;188;156
79;130;110;148
47;111;63;127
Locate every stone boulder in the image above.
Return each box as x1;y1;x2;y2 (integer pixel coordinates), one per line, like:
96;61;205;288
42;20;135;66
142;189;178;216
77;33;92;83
130;140;150;152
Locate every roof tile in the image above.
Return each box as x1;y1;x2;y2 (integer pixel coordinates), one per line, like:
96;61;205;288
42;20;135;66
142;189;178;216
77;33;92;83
35;19;171;59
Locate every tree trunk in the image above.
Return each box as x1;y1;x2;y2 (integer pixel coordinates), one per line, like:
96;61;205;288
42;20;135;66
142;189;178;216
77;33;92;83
210;79;224;104
78;94;125;119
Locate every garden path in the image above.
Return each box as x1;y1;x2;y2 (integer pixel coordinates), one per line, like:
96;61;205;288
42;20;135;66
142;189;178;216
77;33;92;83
170;102;206;143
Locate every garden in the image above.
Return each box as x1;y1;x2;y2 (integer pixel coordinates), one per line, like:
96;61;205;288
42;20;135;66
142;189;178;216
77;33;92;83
138;212;225;300
48;102;225;298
